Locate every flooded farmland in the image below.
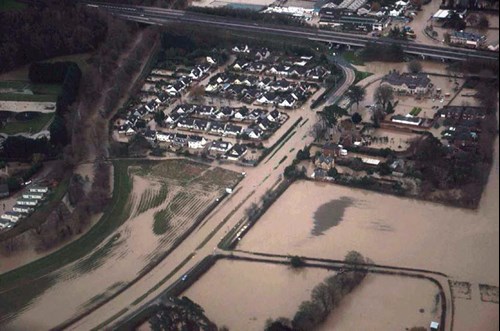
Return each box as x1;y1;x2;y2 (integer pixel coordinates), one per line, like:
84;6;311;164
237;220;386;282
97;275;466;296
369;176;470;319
184;260;333;331
238;140;499;285
317;274;441;331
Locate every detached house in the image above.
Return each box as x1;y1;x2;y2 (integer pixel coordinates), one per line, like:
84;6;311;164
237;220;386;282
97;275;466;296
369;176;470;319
224;124;243;136
227;144;248;160
188;135;208;149
234;107;250;121
165;113;183;126
267;110;281;122
216;107;235;120
156;131;174;142
247;127;264;139
177;117;196;130
144;129;157;142
381;71;432;95
315;154;335;170
209;121;226;135
193;119;211;132
232;45;250;53
257;92;277;105
210;140;233;153
278;95;296;108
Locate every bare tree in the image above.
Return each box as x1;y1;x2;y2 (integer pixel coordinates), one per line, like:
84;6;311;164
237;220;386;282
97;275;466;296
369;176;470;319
310;121;327;142
407;60;423;74
374;85;394;110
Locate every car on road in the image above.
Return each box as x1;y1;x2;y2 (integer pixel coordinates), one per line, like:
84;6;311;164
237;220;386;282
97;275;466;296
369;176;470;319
181;274;188;281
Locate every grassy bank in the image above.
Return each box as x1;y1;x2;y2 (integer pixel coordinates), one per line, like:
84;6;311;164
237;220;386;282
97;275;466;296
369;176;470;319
0;160;133;291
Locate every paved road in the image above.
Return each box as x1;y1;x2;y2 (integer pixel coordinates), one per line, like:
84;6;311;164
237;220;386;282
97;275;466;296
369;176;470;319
83;2;499;62
61;63;354;330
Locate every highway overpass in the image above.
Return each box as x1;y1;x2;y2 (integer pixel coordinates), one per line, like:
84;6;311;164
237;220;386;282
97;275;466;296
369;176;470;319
84;2;499;62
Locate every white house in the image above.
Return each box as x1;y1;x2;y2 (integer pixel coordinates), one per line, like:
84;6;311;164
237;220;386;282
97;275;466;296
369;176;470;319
188;135;208;149
209;122;226;135
278;95;296;108
248;127;263;139
210;140;233;153
267;110;281;122
224;124;243;136
227;144;248;160
177;117;196;130
157;131;173;142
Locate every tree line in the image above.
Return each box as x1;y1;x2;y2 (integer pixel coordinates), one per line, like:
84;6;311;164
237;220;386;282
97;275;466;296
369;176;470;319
266;251;369;331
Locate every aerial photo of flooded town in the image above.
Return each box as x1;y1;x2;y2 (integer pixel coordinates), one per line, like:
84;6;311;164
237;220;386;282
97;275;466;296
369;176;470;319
0;0;498;330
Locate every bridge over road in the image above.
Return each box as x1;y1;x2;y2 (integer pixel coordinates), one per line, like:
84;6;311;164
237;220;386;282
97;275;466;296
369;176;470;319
83;2;499;62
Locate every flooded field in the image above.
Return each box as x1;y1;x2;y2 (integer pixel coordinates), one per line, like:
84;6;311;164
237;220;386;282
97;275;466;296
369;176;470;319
0;160;241;330
184;260;333;331
317;274;441;331
238;142;499;285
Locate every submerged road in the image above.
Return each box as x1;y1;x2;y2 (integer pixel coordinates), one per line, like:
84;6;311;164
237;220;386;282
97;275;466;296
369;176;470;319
83;2;499;62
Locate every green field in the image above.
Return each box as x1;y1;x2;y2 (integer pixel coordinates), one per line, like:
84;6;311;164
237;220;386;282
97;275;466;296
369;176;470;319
0;0;27;11
0;113;54;135
354;70;373;85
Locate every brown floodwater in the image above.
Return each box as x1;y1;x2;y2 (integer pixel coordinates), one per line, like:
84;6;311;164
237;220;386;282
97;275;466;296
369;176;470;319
317;274;441;331
239;139;499;285
184;260;333;331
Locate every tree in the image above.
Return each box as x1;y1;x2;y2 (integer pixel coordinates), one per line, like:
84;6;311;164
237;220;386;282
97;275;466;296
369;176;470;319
351;112;362;124
310;121;327;142
445;12;466;30
49;114;68;146
327;167;340;179
190;85;205;101
320;105;348;127
386;101;395;114
407;60;423;74
444;32;451;44
478;15;490;30
346;86;366;110
374;85;394;110
154;110;166;126
292;301;324;331
371;1;381;11
311;283;335;313
296;147;311;160
290;256;306;268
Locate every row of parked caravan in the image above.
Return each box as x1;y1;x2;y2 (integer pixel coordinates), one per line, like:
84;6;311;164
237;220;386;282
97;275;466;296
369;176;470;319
0;186;49;231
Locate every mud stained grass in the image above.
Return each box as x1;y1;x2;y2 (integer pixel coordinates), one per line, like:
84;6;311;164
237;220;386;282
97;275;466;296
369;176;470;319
0;275;56;323
196;167;242;190
72;233;122;274
312;197;354;236
153;209;172;235
135;159;209;184
479;284;499;304
135;184;169;216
